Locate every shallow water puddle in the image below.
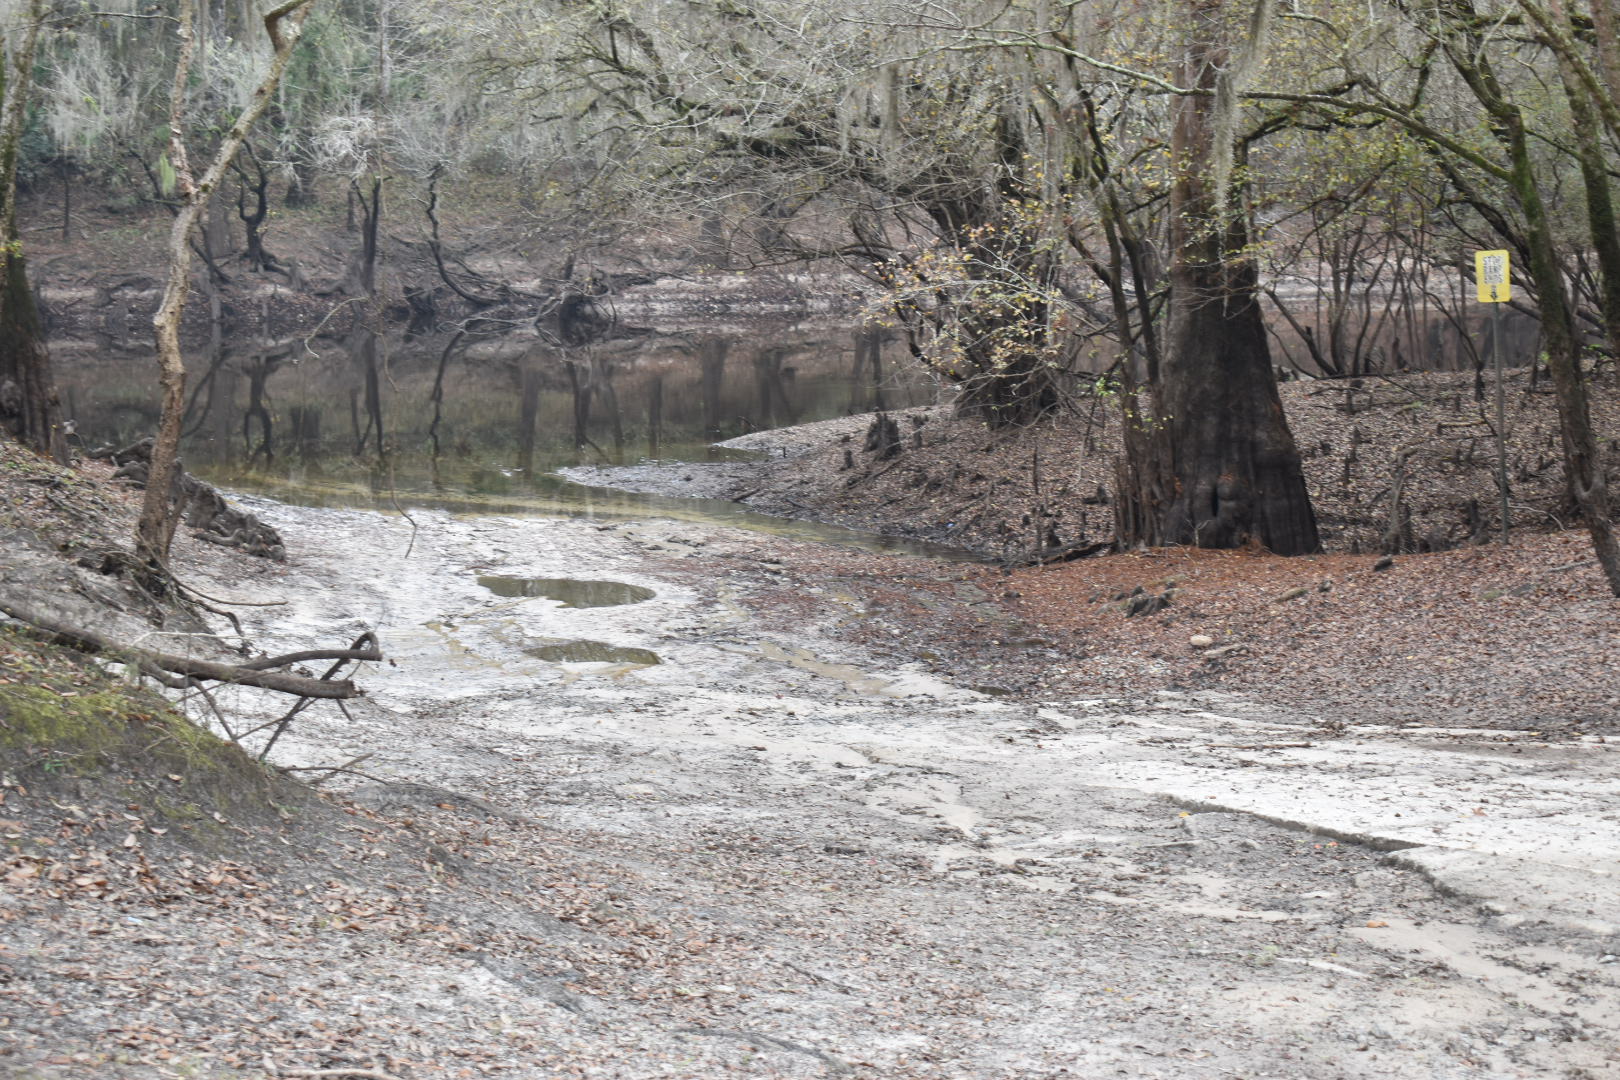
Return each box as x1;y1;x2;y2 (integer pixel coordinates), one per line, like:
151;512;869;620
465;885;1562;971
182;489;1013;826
478;576;655;608
524;639;662;666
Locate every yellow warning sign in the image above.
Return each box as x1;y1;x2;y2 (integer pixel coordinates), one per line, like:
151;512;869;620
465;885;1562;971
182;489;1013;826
1476;249;1511;303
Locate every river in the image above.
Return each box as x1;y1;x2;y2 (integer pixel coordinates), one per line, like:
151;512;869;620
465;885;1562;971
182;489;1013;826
51;319;936;525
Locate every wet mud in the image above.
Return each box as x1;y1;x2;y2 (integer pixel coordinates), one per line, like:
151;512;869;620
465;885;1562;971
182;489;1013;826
185;500;1619;1079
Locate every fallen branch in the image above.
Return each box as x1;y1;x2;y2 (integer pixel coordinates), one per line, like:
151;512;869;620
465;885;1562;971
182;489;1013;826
241;641;382;671
169;574;287;608
278;753;379;787
0;595;377;699
1028;539;1114;566
188;682;239;742
257;633;380;759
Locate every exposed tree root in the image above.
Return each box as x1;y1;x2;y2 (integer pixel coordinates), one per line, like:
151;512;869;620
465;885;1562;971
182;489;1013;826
93;437;286;560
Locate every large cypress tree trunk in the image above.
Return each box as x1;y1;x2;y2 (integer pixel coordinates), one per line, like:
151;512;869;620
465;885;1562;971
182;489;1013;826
1150;0;1318;555
1158;224;1318;554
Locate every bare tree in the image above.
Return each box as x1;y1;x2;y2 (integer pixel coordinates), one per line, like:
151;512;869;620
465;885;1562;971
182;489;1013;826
1287;0;1620;589
138;0;318;567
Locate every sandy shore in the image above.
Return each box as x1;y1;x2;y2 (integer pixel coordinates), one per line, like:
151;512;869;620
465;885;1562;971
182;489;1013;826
3;435;1617;1078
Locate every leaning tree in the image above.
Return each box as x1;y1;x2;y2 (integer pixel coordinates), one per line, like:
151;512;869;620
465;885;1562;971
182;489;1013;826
138;0;319;566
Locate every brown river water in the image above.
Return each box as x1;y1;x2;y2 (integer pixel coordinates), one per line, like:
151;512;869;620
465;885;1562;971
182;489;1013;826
50;319;954;550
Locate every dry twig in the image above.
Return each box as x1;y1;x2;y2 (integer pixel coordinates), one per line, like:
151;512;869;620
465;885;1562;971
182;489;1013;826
265;1057;404;1080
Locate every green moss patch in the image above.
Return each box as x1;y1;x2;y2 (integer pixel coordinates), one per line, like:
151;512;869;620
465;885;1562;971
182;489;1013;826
0;626;315;847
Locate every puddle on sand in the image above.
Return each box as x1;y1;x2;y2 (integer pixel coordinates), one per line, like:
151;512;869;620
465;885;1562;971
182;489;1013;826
524;639;662;666
479;576;655;608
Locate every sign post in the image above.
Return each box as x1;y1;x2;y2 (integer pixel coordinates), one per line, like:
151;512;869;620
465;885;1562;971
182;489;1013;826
1475;250;1512;545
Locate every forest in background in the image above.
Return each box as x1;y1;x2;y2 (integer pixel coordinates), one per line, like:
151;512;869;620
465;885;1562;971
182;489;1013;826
3;0;1620;583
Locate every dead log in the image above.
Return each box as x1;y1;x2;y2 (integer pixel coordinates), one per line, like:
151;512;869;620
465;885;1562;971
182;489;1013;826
0;594;377;699
1030;539;1115;566
254;632;379;759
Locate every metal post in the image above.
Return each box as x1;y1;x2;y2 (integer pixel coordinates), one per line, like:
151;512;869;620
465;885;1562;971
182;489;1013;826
1493;298;1510;545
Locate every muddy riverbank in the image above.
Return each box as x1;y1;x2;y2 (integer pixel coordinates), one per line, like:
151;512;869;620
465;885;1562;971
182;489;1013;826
564;381;1620;732
567;367;1620;563
5;454;1616;1077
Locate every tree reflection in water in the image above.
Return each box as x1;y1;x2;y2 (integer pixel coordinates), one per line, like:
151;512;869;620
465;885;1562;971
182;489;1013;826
58;321;937;509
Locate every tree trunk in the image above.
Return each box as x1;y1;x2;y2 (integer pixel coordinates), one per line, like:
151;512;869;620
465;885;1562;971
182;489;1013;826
1591;1;1620;123
1158;243;1319;553
1147;0;1318;554
284;157;318;208
0;0;64;463
341;177;382;297
138;0;203;567
138;0;317;566
202;180;233;268
1538;0;1620;360
0;254;67;462
1504;116;1620;593
236;145;281;273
